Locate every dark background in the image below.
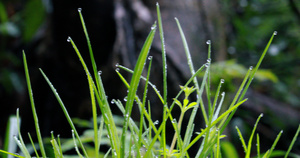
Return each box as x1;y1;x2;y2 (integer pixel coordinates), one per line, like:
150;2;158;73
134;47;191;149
1;0;300;156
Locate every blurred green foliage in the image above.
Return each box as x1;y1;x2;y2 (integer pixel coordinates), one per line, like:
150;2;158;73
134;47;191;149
0;0;46;94
223;0;300;106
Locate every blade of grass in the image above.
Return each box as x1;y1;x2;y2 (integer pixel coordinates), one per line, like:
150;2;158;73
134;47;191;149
245;114;264;158
0;149;25;158
72;130;84;158
257;134;261;158
28;133;40;158
284;124;300;158
236;126;247;153
120;23;156;157
157;4;168;156
39;69;89;157
267;130;283;157
182;98;247;154
15;109;30;157
23;52;47;158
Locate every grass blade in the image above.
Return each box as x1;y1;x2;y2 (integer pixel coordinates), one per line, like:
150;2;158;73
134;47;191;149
39;69;89;157
23;52;46;158
267;130;283;157
120;23;156;157
245;114;263;158
284;124;300;158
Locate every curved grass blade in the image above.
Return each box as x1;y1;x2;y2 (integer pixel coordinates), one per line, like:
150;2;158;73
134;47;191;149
245;114;263;158
39;69;89;157
23;52;46;158
284;124;300;158
120;23;156;157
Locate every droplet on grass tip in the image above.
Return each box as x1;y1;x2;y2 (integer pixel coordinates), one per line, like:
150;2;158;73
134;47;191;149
151;25;156;30
249;66;253;70
207;58;211;63
116;68;120;72
260;113;264;117
221;92;225;96
67;36;71;42
111;100;114;104
148;56;153;60
124;96;127;102
78;8;82;12
206;40;211;45
98;70;102;76
221;79;225;83
273;31;277;35
154;120;159;125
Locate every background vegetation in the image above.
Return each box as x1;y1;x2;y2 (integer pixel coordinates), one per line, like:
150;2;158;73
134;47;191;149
0;0;299;156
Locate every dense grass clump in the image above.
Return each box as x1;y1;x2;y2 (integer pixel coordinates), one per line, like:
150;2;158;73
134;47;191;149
1;3;299;158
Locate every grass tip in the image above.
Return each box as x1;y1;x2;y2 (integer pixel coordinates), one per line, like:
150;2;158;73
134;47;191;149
67;36;71;42
273;31;277;35
206;40;211;45
78;8;82;12
260;113;264;117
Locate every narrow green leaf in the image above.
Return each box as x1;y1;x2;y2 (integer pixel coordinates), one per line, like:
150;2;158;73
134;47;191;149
284;124;300;158
246;114;263;158
23;52;46;158
120;23;156;157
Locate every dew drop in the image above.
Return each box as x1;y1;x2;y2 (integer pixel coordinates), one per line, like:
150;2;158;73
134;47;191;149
207;58;211;63
115;63;119;67
273;31;277;36
124;96;127;102
220;79;225;83
206;40;211;45
260;113;264;117
249;66;253;70
154;120;159;125
67;36;71;42
280;130;283;134
98;70;102;76
148;56;153;60
205;63;210;67
221;92;225;96
111;100;114;104
116;68;120;72
171;119;176;123
151;25;156;30
78;8;82;12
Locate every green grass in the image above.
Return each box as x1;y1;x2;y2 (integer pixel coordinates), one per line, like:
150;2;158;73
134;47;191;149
1;3;300;158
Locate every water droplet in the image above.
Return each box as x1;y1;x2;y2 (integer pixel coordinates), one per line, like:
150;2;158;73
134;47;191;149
116;68;120;72
280;130;283;134
111;100;114;104
171;119;176;123
206;40;211;45
148;56;153;60
207;58;211;63
273;31;277;35
154;120;159;125
260;113;264;117
98;70;102;75
124;96;127;101
78;8;82;12
249;66;253;70
221;79;225;83
205;63;210;67
107;135;110;138
67;36;71;42
221;92;225;96
115;63;119;67
151;25;156;30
